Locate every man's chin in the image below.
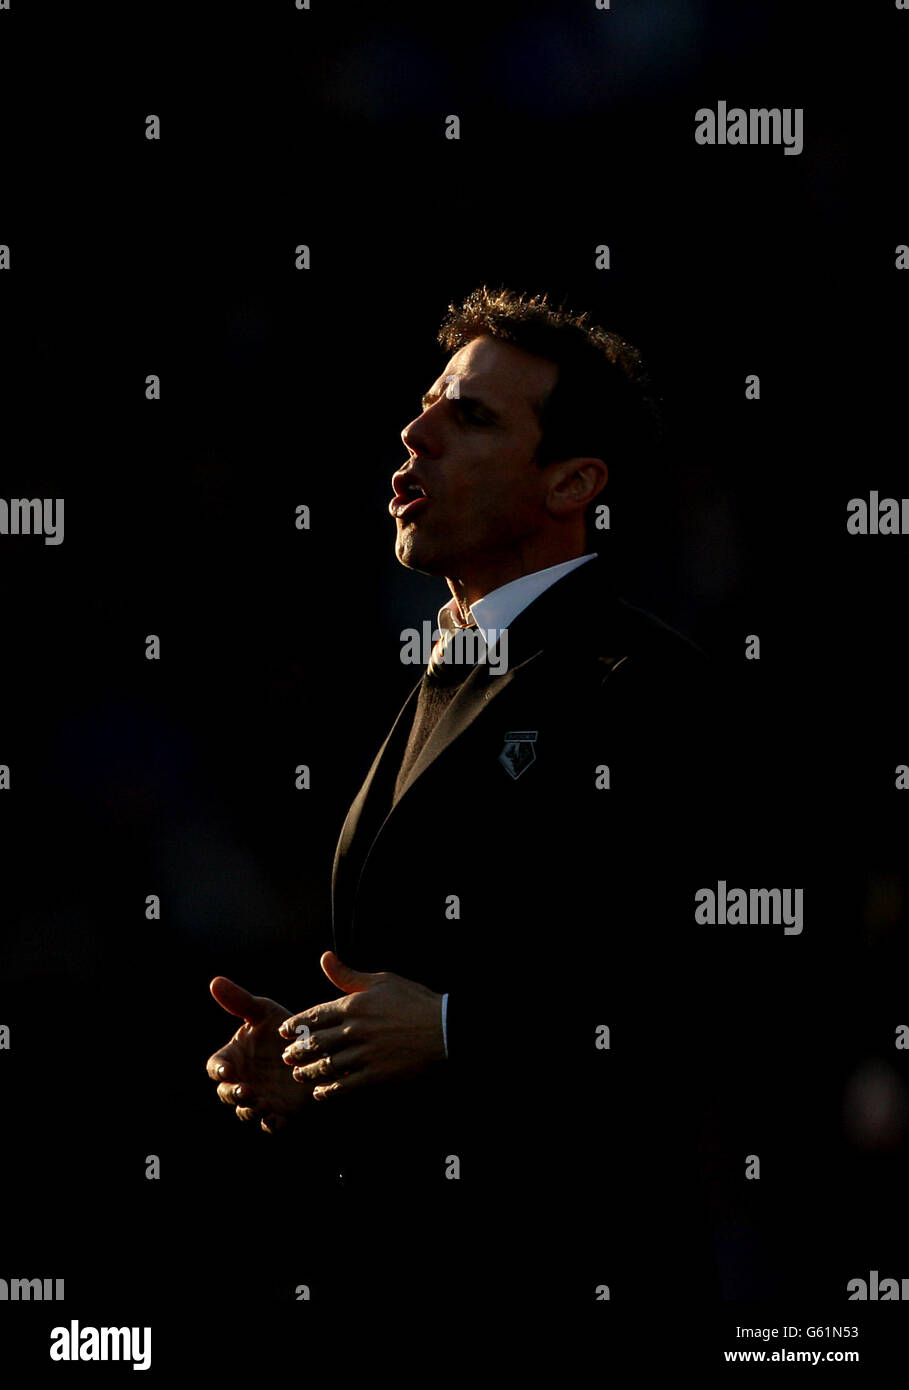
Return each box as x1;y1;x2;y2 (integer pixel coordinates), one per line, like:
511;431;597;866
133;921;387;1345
394;535;451;577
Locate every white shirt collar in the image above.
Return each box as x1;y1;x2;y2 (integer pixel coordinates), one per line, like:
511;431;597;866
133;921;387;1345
436;553;597;647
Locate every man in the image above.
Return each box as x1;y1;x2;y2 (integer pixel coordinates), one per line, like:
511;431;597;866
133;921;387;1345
206;287;729;1310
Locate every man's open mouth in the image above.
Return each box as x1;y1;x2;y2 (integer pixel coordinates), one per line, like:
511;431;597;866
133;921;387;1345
389;480;431;520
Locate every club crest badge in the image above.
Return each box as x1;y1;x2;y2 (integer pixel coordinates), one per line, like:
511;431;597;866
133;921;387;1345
499;730;538;780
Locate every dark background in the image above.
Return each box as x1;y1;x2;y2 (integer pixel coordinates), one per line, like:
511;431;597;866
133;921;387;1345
1;0;907;1368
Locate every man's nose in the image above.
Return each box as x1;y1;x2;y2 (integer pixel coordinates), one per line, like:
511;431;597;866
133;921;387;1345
401;404;441;458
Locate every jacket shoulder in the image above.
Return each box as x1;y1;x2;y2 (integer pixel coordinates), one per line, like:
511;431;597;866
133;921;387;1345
608;598;709;670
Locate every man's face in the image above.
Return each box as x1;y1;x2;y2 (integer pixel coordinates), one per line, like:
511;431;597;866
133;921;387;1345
390;336;558;581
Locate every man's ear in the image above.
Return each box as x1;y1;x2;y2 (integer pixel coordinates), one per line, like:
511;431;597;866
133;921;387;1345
544;457;608;521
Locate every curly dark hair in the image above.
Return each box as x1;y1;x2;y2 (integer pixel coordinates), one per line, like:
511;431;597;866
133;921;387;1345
438;286;662;549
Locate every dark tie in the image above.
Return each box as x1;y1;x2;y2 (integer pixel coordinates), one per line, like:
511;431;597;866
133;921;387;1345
392;623;483;804
427;621;482;684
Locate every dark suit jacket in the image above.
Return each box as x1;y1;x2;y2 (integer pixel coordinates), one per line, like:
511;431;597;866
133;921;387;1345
322;555;733;1309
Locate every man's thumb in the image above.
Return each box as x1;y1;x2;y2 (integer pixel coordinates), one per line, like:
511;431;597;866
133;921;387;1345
209;976;267;1025
320;951;376;994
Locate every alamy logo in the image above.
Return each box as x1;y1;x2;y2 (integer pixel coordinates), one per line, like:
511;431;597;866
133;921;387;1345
695;102;804;156
695;881;803;935
50;1321;151;1371
846;491;909;534
0;1276;64;1300
0;497;64;545
400;622;509;677
847;1270;909;1300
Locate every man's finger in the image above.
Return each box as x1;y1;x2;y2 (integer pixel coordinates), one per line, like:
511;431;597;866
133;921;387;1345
261;1114;287;1135
292;1045;369;1083
278;1000;346;1041
235;1102;266;1123
319;950;380;994
209;976;269;1026
216;1080;257;1107
280;1022;351;1063
206;1050;237;1083
313;1068;372;1101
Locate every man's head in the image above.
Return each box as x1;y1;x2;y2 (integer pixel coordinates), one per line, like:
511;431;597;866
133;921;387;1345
390;286;660;605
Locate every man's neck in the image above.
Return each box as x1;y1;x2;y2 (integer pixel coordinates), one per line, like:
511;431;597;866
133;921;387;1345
446;545;590;613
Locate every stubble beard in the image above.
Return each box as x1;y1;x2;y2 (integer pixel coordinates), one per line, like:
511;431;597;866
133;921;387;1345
395;523;452;576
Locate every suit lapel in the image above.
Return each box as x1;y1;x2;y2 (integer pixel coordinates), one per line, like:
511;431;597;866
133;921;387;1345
389;647;541;806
